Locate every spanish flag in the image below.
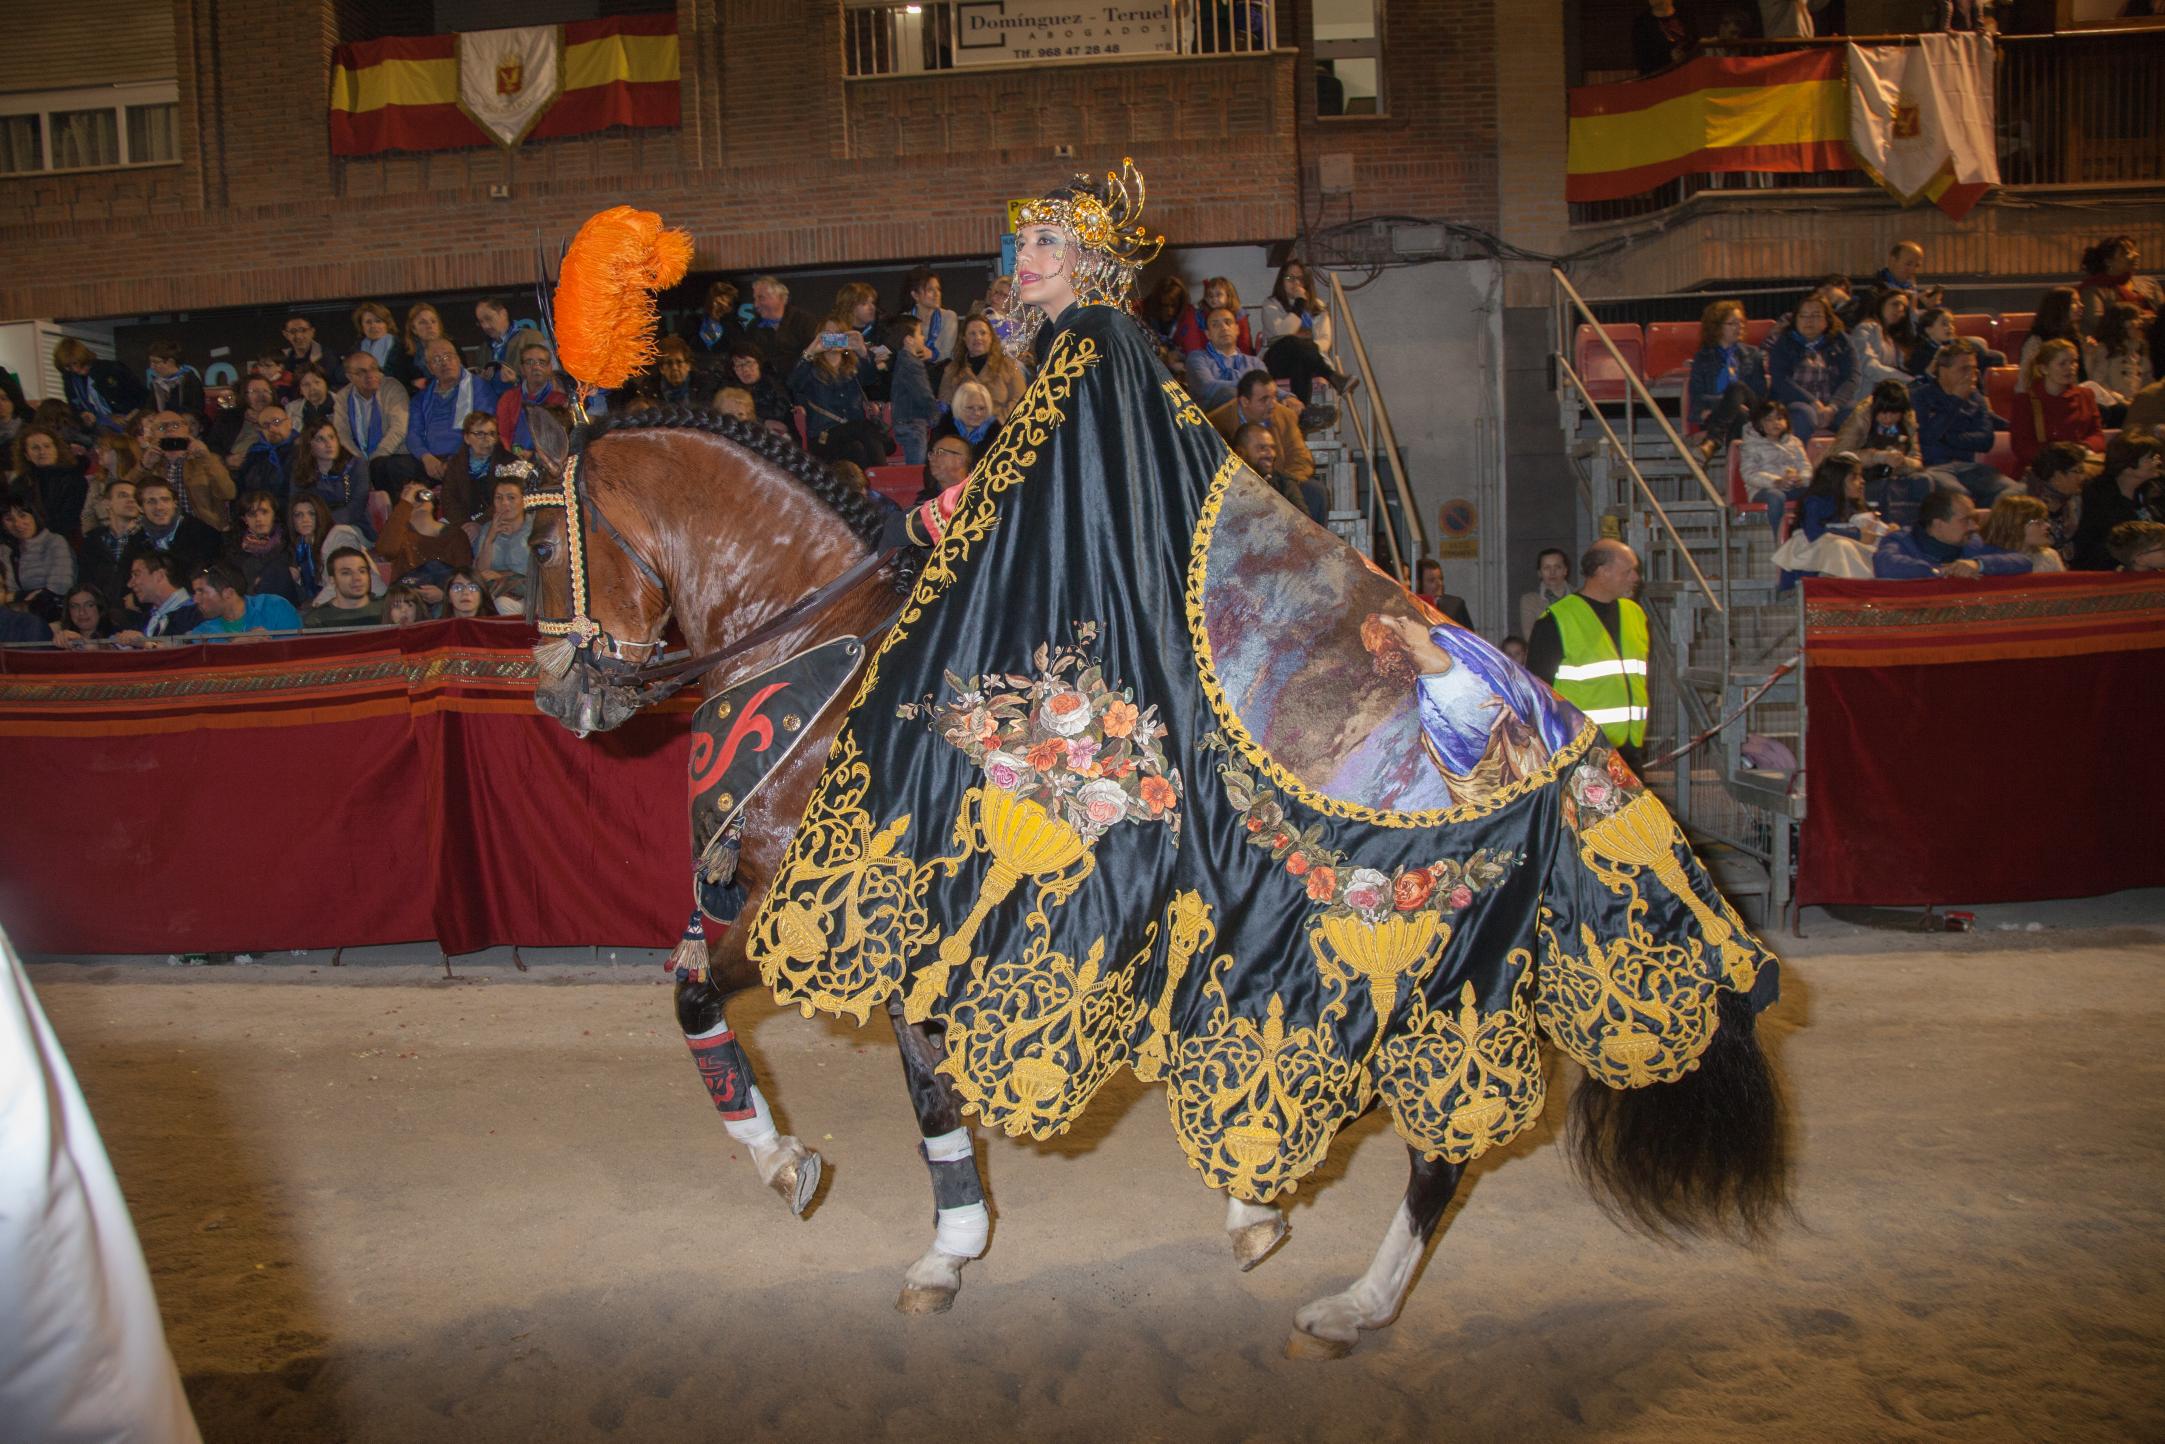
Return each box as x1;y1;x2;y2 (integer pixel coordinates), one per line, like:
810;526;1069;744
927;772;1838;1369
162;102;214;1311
329;15;679;157
1567;49;1849;203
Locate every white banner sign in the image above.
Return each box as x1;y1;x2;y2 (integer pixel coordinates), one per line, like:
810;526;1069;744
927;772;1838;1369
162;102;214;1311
1846;33;1999;203
458;24;562;149
953;1;1177;66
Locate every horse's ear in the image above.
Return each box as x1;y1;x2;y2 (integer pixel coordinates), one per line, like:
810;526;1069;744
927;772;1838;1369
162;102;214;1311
529;405;572;480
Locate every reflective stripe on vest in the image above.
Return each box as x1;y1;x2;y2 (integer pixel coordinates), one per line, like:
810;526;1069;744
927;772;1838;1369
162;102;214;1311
1545;594;1649;747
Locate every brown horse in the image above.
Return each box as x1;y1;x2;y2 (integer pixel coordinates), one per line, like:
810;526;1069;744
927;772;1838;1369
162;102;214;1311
523;405;1788;1356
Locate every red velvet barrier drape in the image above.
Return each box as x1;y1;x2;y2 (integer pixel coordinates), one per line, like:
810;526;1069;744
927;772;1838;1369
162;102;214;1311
1797;572;2165;907
0;621;693;955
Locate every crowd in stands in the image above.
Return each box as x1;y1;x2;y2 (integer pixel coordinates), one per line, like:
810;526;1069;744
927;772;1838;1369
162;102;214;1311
3;256;1358;649
1680;234;2165;583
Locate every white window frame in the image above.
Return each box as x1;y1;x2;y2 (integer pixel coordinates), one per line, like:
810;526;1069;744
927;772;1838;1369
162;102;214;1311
0;81;182;177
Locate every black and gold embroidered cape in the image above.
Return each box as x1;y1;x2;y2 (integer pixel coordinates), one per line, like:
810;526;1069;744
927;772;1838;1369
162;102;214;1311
748;302;1776;1202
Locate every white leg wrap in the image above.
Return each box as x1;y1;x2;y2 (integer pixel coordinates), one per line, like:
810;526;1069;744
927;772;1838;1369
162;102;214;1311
720;1084;779;1151
932;1201;990;1259
923;1126;973;1164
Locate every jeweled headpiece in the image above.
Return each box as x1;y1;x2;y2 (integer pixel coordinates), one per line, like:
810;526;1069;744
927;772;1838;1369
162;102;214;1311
994;157;1165;349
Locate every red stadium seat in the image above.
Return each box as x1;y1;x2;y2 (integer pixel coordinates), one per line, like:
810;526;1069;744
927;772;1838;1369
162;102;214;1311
864;464;921;508
1985;366;2019;423
1981;430;2018;479
1642;322;1698;394
1806;434;1834;464
1997;312;2033;360
1744;318;1777;348
1727;443;1752;508
1951;312;1997;345
1572;322;1644;405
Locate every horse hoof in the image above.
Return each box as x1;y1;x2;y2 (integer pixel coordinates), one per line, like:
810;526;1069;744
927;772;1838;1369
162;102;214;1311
896;1284;957;1316
1284;1326;1357;1361
1229;1215;1288;1272
769;1145;822;1216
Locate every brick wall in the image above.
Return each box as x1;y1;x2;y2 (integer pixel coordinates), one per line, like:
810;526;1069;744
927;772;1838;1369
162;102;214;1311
0;1;178;89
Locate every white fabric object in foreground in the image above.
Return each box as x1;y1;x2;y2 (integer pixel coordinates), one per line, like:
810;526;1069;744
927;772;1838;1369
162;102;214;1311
933;1202;990;1258
0;930;200;1444
1846;34;1999;202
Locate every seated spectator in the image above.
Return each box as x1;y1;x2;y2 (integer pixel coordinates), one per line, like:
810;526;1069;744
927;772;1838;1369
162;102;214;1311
901;266;958;381
680;280;743;358
1766;292;1855;441
188;560;301;636
1980;493;2066;573
143;338;204;418
725;343;798;442
284;491;335;601
1412;557;1473;629
352;301;410;382
793;322;889;470
248;351;297;404
331;350;412;496
235;406;300;503
887;317;937;465
2126;370;2165;439
1686;300;1769;460
3;497;75;620
442;566;497;621
1260;258;1346;419
1517;548;1572;640
713;386;757;425
1837;380;1936;522
920;433;973;506
436;410;516;526
749;275;820;380
472;476;532;607
9;424;89;544
1736;399;1809;528
1232;420;1326;524
287;364;335;439
223;489;300;602
640;335;705;408
0;391;19;451
1175;277;1255;356
277;316;342;390
1633;0;1698;75
140;411;237;530
78;477;147;606
209;376;275;464
1872;241;1938;305
2012;339;2106;476
1850;289;1919;393
834;282;894;403
2082;302;2154;420
113;551;200;643
1210;370;1315;485
380;583;428;626
408;340;502;483
1913;340;2017;506
937;316;1025;421
2077;234;2157;337
474;296;538;386
2022;441;2091;564
304;547;384;629
2017;286;2084;392
1136;275;1194;374
402;302;450;387
1186;307;1266;410
53;337;146;437
291;420;368;533
378;480;473;605
933;381;1002;457
130;477;222;576
496;338;570;456
1772;451;1893;581
2070;434;2165;571
51;584;127;647
1873;489;2033;579
1898;306;2002;377
85;433;144;534
2109;520;2165;571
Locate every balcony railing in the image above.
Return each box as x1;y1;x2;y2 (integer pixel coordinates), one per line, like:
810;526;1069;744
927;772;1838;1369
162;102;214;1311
1569;28;2165;225
843;0;1273;79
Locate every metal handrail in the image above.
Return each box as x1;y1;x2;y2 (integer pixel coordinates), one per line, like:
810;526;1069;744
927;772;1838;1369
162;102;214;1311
1326;270;1430;569
1554;349;1724;616
1332;384;1407;576
1552;268;1726;513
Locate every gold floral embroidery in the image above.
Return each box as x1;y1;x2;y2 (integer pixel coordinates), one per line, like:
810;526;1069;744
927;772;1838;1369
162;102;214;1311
936;932;1144;1137
1535;899;1720;1090
1577;790;1766;993
1308;909;1453;1060
1185;451;1601;826
1374;954;1546;1163
750;731;936;1024
1162;379;1210;429
1132;890;1213;1082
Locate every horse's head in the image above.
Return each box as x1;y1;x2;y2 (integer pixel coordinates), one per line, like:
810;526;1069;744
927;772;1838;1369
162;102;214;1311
523;406;674;737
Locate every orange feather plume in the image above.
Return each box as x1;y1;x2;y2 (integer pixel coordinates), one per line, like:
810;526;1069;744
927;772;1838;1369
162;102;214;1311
553;206;694;393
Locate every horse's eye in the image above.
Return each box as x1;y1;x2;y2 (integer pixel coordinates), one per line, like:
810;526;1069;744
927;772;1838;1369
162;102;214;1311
532;541;555;563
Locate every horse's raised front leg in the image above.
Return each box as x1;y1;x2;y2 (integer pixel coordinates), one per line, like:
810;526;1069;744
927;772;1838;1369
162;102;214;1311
1286;1146;1465;1360
676;968;821;1215
1225;1194;1289;1271
884;995;989;1315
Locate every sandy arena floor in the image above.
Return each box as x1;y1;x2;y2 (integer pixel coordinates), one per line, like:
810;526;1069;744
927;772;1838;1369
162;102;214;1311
29;900;2165;1444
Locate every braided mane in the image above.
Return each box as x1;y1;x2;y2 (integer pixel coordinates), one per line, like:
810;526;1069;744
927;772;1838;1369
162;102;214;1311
573;404;914;590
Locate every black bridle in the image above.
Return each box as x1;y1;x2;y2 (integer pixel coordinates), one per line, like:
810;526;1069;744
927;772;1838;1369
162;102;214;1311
524;448;903;708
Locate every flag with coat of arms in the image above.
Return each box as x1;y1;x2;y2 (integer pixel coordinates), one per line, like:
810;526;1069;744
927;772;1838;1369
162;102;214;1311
1846;33;1999;220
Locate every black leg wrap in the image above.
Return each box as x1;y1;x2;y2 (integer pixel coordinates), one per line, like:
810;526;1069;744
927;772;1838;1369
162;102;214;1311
922;1147;985;1211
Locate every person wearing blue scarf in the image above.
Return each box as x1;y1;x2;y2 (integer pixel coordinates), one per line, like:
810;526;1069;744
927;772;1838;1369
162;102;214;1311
1872;490;2033;578
53;338;146;437
679;280;743;357
1182;307;1265;410
236;407;299;503
1685;301;1770;462
475;297;540;385
144;341;205;417
1766;294;1855;441
406;340;501;480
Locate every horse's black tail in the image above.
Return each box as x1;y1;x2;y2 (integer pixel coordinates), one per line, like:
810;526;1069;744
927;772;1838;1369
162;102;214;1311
1566;990;1791;1244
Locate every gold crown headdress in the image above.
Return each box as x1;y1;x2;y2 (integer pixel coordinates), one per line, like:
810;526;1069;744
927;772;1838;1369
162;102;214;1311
1013;156;1165;272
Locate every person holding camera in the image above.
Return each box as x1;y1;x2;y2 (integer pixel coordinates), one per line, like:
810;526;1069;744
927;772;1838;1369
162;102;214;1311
1260;257;1351;428
377;479;473;609
135;411;236;531
791;317;890;471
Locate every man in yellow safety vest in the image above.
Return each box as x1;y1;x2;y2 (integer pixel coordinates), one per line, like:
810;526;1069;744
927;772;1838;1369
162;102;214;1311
1526;538;1649;773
